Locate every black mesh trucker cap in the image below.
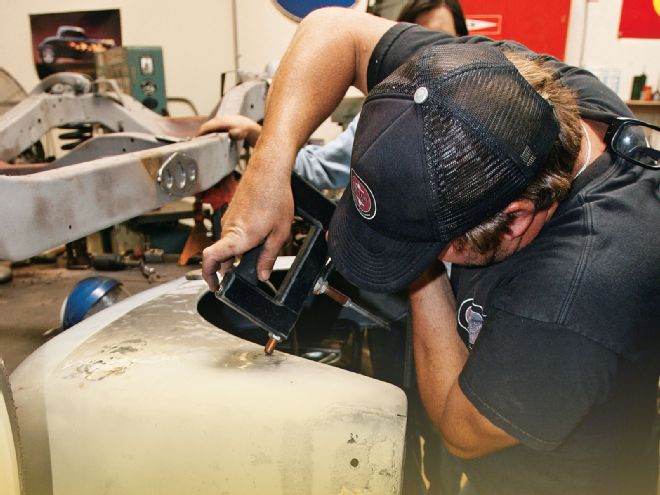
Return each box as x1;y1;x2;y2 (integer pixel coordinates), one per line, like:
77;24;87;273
328;44;560;292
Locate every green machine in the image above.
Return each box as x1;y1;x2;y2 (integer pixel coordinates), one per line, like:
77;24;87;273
96;46;167;115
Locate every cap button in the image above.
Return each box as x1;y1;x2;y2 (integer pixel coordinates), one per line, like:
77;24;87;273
414;86;428;104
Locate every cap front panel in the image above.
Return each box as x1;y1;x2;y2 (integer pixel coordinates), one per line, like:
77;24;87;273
351;97;436;241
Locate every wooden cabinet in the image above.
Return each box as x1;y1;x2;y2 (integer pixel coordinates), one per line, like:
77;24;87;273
627;101;660;126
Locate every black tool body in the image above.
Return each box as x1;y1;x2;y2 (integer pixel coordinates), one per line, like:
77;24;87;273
215;173;336;342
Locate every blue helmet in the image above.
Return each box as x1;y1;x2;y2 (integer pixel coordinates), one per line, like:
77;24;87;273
60;276;126;330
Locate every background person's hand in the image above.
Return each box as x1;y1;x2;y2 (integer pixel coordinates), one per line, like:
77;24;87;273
196;115;262;147
201;145;295;291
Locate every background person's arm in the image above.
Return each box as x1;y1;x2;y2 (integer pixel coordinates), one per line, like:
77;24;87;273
196;115;262;147
202;9;394;290
198;113;358;190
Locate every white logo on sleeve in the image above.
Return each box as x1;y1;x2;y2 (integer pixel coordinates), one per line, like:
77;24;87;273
458;298;487;347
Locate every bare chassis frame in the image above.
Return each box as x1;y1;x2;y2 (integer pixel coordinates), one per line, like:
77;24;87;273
0;73;266;261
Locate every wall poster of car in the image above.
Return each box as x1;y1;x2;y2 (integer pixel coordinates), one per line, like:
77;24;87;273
29;9;122;79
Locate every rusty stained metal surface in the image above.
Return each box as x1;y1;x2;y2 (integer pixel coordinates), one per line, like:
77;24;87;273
11;278;407;494
0;72;226;162
49;133;170;169
0;74;268;163
0;135;238;261
214;79;267;122
0;75;269;261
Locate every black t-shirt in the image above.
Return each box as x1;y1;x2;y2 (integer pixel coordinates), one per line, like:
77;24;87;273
368;24;660;495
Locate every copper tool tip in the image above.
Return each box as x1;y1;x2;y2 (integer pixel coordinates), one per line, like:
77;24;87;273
264;337;278;355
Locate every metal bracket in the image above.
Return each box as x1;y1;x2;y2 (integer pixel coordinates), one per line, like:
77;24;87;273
29;72;92;96
215;173;336;342
157;152;199;196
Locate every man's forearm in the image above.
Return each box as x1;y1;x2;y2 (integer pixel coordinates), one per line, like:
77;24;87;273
409;264;468;428
200;10;393;288
409;263;518;458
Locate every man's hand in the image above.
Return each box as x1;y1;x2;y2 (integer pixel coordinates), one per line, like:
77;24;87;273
196;115;262;147
201;146;294;291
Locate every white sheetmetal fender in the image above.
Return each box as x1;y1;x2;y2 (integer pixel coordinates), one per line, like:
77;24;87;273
11;278;407;495
0;360;22;495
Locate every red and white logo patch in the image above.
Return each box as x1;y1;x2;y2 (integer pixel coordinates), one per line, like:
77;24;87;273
351;170;376;220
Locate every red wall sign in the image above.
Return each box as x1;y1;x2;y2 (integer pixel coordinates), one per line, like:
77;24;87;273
619;0;660;38
460;0;571;60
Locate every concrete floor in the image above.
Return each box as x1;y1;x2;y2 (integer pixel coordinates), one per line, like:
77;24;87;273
0;260;192;374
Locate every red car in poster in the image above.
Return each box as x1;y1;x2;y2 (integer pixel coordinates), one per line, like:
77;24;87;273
38;25;115;65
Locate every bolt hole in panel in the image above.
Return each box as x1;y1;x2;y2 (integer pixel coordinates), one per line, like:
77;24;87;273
157;152;198;196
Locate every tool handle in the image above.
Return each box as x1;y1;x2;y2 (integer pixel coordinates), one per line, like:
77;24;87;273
233;244;263;286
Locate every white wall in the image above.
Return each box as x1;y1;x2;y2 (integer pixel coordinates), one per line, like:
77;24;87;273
0;0;365;135
0;0;237;115
566;0;659;102
0;0;656;120
234;0;368;140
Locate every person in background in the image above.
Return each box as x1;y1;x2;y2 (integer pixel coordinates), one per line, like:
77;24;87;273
398;0;468;37
197;0;468;190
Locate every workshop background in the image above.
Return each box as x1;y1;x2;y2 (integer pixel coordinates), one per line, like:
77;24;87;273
0;0;658;370
0;0;658;362
0;0;372;144
0;1;658;494
0;0;658;133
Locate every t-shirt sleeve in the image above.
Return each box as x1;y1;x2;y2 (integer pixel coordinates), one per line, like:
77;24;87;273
293;113;358;189
367;24;454;91
366;25;531;91
550;63;633;118
458;309;618;451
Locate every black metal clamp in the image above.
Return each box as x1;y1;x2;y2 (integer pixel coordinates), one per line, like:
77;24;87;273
215;173;336;353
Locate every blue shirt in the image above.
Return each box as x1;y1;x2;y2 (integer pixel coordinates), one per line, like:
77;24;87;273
293;114;359;190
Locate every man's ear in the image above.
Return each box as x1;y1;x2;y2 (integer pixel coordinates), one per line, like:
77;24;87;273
501;200;536;240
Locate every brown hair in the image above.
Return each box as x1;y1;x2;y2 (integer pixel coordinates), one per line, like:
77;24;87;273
454;50;582;254
397;0;469;36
